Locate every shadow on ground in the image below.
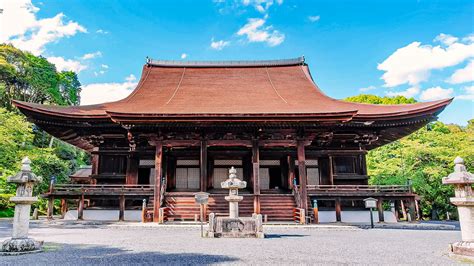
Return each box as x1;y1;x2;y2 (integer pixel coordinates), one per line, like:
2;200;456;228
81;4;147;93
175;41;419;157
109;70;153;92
265;234;308;239
0;242;239;265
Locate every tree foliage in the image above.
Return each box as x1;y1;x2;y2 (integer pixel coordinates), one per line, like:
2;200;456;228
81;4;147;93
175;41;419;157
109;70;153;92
345;94;474;219
0;45;87;217
344;94;417;104
0;44;81;110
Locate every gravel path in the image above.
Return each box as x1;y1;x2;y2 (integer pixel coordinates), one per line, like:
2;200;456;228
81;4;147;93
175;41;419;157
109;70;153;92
0;220;465;265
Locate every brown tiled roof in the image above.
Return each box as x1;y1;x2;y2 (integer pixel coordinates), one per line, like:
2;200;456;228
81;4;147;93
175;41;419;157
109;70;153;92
13;57;452;123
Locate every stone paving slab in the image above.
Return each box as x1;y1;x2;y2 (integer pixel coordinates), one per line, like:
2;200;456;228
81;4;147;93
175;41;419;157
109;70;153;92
0;219;469;265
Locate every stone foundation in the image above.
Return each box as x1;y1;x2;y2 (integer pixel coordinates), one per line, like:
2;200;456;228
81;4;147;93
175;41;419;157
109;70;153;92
207;213;264;238
1;238;43;255
450;241;474;257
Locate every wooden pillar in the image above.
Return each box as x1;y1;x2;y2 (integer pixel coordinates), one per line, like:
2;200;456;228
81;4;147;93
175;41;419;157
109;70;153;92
47;197;54;219
119;195;125;221
91;148;99;176
252;140;260;214
125;156;139;185
78;194;84;220
200;140;208;192
297;140;308;212
328;155;334;185
360;153;367;176
400;200;407;220
335;198;342;222
394;200;400;221
377;198;384;222
60;199;68;219
153;142;163;222
408;199;416;222
288;155;295;189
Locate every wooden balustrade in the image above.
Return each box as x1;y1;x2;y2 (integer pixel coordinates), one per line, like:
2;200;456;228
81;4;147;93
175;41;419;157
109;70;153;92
293;208;305;224
47;184;154;196
303;185;411;194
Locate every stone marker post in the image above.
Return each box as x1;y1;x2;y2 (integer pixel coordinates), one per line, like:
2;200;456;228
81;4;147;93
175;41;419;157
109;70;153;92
1;157;43;254
442;157;474;257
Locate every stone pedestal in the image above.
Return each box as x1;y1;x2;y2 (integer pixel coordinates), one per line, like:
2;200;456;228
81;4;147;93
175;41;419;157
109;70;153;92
442;157;474;257
207;167;264;238
1;157;43;255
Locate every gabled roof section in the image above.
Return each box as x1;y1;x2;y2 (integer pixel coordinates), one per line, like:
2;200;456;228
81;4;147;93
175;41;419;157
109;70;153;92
13;57;452;124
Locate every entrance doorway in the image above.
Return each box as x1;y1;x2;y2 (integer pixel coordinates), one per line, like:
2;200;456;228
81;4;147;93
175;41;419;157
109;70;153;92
138;168;151;185
269;167;282;189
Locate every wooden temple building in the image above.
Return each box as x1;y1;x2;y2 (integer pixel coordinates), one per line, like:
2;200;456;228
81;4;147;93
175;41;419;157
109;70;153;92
13;57;452;223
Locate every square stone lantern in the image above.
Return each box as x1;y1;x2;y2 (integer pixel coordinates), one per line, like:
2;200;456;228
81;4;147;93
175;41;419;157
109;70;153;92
1;157;43;255
207;167;264;238
442;157;474;257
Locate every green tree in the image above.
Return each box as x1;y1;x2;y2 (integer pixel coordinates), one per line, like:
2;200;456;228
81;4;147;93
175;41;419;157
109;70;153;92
0;44;81;110
345;94;474;220
344;94;417;104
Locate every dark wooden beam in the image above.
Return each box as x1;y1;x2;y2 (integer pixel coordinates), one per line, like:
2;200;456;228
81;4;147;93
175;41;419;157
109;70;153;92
288;155;295;189
377;198;384;222
252;139;260;214
125;155;139;185
78;194;84;220
163;140;200;147
335;198;342;222
208;140;253;147
47;196;54;219
200;140;208;192
119;195;125;221
153;142;163;222
328;155;334;185
297;140;308;212
91;148;99;176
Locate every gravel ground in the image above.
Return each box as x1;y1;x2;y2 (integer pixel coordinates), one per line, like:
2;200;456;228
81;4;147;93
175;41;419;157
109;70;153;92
0;220;466;265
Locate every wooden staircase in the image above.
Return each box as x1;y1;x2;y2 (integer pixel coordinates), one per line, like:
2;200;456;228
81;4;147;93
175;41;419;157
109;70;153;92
207;195;254;217
260;194;296;222
165;195;201;221
160;193;297;222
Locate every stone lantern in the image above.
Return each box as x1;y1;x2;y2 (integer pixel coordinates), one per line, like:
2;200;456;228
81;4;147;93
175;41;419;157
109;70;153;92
207;167;264;238
1;157;43;254
442;157;474;257
221;167;247;219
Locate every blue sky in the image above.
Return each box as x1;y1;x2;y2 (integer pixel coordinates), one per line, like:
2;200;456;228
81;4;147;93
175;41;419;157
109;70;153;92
1;0;473;125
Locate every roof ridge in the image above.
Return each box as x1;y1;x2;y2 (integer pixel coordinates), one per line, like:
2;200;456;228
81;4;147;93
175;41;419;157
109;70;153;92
146;57;305;68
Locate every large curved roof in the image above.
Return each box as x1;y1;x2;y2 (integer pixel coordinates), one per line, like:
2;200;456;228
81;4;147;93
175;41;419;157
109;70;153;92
13;57;452;123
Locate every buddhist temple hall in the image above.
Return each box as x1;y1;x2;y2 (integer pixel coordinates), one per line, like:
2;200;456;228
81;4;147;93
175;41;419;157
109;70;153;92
13;57;452;223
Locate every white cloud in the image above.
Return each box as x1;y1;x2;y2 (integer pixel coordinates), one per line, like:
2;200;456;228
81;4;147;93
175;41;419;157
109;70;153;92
237;17;285;47
0;0;86;55
359;85;376;92
386;87;420;98
101;64;109;69
181;53;187;59
81;51;102;60
125;74;136;82
47;56;87;73
242;0;283;14
210;39;230;50
419;86;454;101
457;85;474;100
96;29;109;34
80;74;138;105
93;70;106;77
308;15;320;22
447;60;474;84
378;34;474;87
434;33;458;46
